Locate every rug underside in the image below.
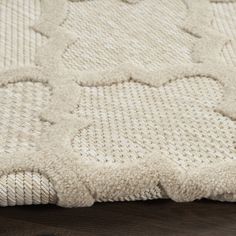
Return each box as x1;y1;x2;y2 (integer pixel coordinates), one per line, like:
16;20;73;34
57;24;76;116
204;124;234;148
0;0;235;207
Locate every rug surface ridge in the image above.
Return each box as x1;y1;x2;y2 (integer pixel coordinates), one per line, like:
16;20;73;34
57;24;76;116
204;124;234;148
0;0;235;207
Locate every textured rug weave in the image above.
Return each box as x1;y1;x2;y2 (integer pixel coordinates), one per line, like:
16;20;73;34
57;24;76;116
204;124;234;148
0;0;235;207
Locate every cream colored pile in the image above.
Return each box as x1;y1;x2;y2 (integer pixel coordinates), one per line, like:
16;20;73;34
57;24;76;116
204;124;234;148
0;0;235;207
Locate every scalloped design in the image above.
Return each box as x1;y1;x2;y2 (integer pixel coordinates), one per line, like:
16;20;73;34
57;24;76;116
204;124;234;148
74;78;235;166
61;0;194;71
32;0;236;71
0;0;235;207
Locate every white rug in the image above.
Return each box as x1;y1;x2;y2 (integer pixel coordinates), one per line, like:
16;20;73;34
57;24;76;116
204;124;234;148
0;0;235;207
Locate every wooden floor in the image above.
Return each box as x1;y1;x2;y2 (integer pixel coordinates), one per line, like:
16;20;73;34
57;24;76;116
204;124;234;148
0;199;235;236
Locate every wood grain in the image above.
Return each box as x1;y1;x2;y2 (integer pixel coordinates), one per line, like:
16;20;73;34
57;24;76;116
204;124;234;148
0;200;235;236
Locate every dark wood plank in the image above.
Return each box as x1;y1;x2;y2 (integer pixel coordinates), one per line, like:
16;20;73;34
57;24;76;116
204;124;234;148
0;216;84;236
0;200;235;236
